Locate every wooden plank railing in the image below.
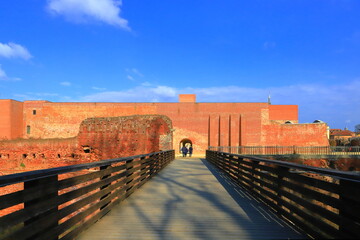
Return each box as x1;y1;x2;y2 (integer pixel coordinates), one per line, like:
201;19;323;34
0;150;175;240
209;146;360;155
206;150;360;239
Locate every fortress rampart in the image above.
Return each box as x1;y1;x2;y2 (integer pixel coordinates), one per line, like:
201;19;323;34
0;94;328;157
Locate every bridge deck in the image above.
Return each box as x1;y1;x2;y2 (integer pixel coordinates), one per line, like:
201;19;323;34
76;158;306;240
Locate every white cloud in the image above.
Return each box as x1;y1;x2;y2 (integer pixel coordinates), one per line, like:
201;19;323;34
127;75;134;81
13;94;30;99
263;41;276;50
0;64;21;81
0;65;7;79
130;68;143;77
47;0;130;30
126;68;143;77
60;81;71;86
92;86;106;91
141;81;152;86
13;92;59;100
153;86;176;97
79;85;177;102
27;92;60;97
126;68;144;81
0;42;32;60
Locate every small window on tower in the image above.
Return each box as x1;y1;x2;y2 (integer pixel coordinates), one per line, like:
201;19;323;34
27;125;31;134
33;110;36;115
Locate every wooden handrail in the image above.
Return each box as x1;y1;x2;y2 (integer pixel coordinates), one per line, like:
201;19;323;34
206;150;360;239
0;152;168;187
0;150;175;240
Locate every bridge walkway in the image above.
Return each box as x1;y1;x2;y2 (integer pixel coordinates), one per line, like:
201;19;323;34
76;157;306;240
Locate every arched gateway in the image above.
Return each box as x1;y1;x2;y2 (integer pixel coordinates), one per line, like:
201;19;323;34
179;138;193;153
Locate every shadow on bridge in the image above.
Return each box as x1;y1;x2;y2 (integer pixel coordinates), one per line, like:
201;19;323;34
200;159;302;233
77;158;305;240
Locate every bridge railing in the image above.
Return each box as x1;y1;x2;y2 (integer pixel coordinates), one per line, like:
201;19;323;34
206;150;360;239
209;146;360;155
0;150;175;240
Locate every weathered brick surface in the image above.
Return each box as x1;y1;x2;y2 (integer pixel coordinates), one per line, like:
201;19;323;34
0;115;172;175
261;123;329;146
77;115;172;160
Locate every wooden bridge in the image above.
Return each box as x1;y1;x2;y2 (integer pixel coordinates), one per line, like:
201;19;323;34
0;150;359;239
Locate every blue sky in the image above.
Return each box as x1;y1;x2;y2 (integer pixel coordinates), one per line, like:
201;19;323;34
0;0;359;130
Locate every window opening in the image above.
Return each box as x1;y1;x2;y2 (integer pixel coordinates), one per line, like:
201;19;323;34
83;146;91;153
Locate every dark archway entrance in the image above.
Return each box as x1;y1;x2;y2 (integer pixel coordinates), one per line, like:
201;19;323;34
179;138;192;154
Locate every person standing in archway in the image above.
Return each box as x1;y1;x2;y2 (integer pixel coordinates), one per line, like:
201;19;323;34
189;145;193;157
181;146;188;157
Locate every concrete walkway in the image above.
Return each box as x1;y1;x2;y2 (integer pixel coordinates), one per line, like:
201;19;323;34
76;158;306;240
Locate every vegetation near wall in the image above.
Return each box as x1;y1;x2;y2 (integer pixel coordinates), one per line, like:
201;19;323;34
350;137;360;146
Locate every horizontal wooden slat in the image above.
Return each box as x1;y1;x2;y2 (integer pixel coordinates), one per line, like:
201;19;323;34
209;151;360;181
40;184;128;240
279;197;345;238
0;170;127;230
224;155;359;227
5;177;128;240
206;150;360;239
58;164;126;190
60;192;128;240
0;150;175;240
282;187;360;237
278;205;329;239
211;155;360;237
282;170;339;193
280;178;340;209
0;153;151;187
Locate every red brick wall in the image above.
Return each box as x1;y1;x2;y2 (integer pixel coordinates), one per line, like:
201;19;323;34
2;97;328;155
23;101;157;139
261;123;329;146
155;102;272;153
0;100;11;139
0;100;23;140
10;100;24;139
77;115;172;160
21;101;280;154
179;94;196;102
0;115;172;175
0;138;81;175
269;105;298;123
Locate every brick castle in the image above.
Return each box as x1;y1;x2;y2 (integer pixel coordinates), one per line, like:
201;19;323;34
0;94;329;173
